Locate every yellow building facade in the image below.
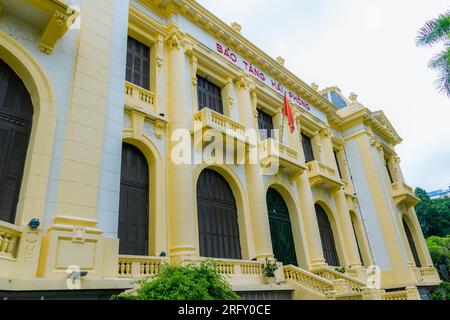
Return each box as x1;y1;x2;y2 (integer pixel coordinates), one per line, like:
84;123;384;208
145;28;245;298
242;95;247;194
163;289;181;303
0;0;441;300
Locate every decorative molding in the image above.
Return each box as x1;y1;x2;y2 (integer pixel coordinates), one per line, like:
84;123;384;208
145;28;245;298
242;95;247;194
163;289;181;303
165;24;186;50
24;0;80;54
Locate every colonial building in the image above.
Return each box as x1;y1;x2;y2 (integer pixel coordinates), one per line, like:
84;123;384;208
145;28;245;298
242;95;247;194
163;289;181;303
0;0;441;300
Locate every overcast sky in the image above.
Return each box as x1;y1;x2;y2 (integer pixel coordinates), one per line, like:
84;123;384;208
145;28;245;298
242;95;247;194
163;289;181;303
197;0;450;192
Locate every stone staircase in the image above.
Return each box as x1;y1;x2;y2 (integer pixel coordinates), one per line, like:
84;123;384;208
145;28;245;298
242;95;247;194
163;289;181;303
283;265;367;300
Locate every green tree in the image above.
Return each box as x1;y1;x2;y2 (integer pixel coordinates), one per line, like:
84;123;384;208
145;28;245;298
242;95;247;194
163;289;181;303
415;188;450;238
426;235;450;267
113;261;241;301
416;11;450;97
431;281;450;300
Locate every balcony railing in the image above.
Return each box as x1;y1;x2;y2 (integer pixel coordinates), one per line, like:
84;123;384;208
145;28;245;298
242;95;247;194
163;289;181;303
117;255;167;278
259;138;307;183
193;108;250;147
306;161;343;194
391;182;420;208
381;291;409;300
417;267;441;286
124;81;156;117
284;265;335;296
0;222;21;261
313;267;367;293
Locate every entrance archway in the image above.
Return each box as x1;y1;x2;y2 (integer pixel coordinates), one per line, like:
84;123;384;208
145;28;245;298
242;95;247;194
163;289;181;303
403;219;421;267
197;169;242;260
118;143;149;256
0;59;33;224
266;188;298;266
315;204;341;266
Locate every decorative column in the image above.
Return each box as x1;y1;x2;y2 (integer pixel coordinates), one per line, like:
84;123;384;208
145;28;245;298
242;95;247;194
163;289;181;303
388;156;404;183
408;209;434;267
236;75;273;260
39;0;122;279
295;128;326;270
321;129;363;269
166;25;197;260
296;171;327;270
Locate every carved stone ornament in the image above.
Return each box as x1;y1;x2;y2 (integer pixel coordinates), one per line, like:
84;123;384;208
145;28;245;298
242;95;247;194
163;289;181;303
166;28;186;50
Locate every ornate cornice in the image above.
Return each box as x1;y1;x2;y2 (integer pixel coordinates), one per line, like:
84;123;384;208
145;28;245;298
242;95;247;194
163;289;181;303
145;0;340;123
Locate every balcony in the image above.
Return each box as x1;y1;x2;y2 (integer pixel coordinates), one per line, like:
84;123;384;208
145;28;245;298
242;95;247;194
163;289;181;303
193;108;252;149
124;82;157;118
306;161;343;194
0;221;21;262
259;139;307;183
390;182;420;208
417;267;441;286
117;255;167;278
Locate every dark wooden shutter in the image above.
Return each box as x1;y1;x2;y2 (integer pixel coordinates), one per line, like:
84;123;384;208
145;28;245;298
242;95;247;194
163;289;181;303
315;204;340;266
118;143;149;256
197;169;241;260
334;151;343;179
267;188;298;266
257;110;274;140
403;220;421;267
197;76;223;114
126;37;150;90
351;219;364;266
0;59;33;224
301;134;315;163
386;163;394;184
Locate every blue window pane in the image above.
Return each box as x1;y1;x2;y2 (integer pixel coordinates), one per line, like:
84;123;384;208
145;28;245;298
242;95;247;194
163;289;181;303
330;92;348;109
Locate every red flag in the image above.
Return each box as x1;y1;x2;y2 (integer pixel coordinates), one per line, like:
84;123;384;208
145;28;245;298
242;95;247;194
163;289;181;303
284;93;295;134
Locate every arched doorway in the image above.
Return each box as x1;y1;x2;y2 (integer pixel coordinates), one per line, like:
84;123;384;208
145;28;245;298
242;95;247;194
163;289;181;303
118;143;149;256
315;204;341;266
197;169;242;259
267;188;298;266
0;59;33;224
403;219;421;267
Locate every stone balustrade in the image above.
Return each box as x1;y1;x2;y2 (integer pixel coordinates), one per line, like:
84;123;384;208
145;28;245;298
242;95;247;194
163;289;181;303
124;81;156;116
390;182;420;207
313;268;367;293
284;265;335;296
259;138;306;182
306;160;343;193
117;255;167;278
0;222;21;260
381;291;409;300
193;108;248;143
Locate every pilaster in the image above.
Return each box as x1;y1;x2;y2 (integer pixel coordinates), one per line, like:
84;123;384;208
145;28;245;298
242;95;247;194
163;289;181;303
166;24;197;259
236;75;273;260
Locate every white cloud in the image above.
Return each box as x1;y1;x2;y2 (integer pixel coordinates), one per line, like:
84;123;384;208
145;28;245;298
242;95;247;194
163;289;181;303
198;0;450;191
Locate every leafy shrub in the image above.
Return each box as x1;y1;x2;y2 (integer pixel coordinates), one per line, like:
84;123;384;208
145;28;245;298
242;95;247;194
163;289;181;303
431;281;450;300
262;259;278;278
113;261;241;300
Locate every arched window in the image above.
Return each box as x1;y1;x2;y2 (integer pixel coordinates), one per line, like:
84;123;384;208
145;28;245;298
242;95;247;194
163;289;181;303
0;59;34;224
403;219;421;267
197;169;241;259
266;188;298;266
118;143;149;256
315;204;340;266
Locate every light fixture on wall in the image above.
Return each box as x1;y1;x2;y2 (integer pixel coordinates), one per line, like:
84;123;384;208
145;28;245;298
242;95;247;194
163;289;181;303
28;218;40;230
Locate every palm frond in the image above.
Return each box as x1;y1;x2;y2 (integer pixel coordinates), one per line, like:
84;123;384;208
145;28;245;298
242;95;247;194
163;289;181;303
416;11;450;47
431;43;450;97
